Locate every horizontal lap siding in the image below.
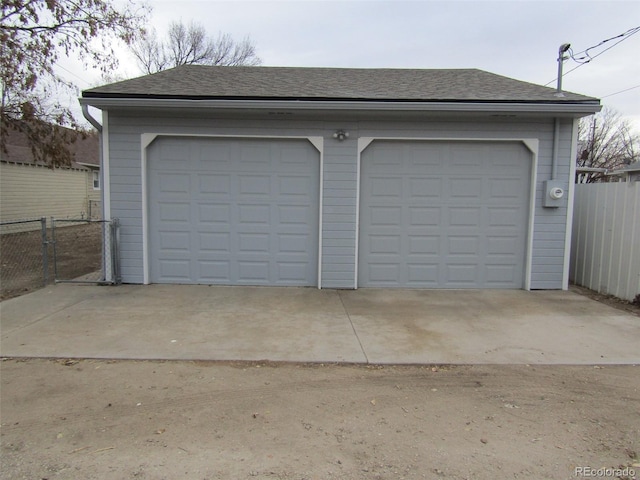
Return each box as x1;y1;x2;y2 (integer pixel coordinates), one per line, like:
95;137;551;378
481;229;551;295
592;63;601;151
530;120;572;289
107;113;572;289
322;132;358;287
0;162;92;224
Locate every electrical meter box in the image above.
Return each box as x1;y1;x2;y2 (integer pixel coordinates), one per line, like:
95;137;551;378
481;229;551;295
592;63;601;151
543;180;565;208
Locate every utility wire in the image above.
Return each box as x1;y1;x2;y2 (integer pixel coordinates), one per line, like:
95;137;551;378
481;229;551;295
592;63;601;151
570;26;640;63
601;84;640;99
54;62;91;86
544;26;640;86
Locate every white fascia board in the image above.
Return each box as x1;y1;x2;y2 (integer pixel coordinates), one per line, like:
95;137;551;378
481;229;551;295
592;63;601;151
79;97;601;115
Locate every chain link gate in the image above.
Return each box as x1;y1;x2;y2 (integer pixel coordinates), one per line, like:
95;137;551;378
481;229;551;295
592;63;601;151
51;218;120;284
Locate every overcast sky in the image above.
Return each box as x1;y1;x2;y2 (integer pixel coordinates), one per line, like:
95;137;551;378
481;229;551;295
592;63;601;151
65;0;640;129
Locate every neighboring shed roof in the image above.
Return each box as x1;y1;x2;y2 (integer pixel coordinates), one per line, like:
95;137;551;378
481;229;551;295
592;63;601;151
1;126;99;169
83;65;599;104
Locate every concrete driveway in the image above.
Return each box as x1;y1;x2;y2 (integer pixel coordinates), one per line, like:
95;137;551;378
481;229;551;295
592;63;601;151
1;284;638;364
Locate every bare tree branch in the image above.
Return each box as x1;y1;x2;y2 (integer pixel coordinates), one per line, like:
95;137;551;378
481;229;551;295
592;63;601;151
577;107;640;183
1;0;149;167
130;20;261;74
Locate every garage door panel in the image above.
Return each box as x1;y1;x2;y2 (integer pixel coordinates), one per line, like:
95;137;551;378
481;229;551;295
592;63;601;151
409;144;444;167
198;174;231;195
408;235;440;254
198;204;230;224
487;236;518;254
450;144;484;167
238;233;269;253
407;264;439;285
485;265;518;285
277;262;309;282
450;178;483;199
409;177;442;198
159;260;191;279
489;178;522;198
487;207;521;227
198;261;230;281
368;264;401;283
238;261;269;282
159;173;190;193
158;231;190;251
158;203;189;222
149;137;319;286
370;206;402;226
238;144;270;167
409;207;441;226
360;140;530;288
239;175;271;196
278;205;312;225
448;207;482;227
278;175;311;196
369;235;401;254
278;233;311;253
157;144;190;166
448;236;480;255
198;232;230;253
446;264;478;284
371;145;403;167
197;141;232;162
238;204;270;224
370;176;402;198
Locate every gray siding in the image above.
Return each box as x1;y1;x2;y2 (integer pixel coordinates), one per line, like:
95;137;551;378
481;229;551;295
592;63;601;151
321;122;358;288
106;112;573;289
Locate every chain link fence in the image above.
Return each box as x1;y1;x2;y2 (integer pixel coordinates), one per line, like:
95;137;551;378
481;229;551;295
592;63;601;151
0;217;120;300
0;218;48;300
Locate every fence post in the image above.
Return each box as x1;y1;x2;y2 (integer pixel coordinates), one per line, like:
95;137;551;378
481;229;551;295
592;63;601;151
111;218;121;284
40;217;48;286
51;217;58;282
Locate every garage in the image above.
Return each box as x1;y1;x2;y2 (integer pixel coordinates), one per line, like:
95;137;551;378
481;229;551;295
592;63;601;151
81;65;601;289
359;140;531;288
147;136;320;286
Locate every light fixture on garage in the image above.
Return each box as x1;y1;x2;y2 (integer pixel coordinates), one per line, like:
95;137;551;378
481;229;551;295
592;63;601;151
333;130;349;141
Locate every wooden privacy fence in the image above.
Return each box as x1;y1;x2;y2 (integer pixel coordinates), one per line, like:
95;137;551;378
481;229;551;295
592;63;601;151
570;182;640;302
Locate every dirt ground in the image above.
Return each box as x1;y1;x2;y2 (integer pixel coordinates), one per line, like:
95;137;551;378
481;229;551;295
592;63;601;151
569;285;640;317
0;223;102;300
1;359;638;480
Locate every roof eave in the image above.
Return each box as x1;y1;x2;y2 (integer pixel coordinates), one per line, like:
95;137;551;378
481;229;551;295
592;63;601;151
79;97;601;115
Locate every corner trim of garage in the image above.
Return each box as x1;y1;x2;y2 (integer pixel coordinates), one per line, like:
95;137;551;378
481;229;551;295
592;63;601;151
139;133;324;287
355;136;539;290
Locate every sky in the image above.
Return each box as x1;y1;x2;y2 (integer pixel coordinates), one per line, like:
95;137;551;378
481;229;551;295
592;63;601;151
60;0;640;130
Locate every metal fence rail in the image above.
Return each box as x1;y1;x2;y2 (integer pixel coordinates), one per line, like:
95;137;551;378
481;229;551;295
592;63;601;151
0;217;120;300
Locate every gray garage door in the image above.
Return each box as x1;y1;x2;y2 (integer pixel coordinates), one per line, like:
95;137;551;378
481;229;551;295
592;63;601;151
359;141;531;288
148;137;319;285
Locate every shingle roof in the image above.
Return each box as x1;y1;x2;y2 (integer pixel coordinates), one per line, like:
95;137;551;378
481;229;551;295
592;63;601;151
83;65;598;104
1;126;99;169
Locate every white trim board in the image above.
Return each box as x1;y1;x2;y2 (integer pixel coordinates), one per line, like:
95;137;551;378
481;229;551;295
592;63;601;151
140;133;324;288
356;137;539;290
102;111;111;221
563;119;580;290
101;111;113;282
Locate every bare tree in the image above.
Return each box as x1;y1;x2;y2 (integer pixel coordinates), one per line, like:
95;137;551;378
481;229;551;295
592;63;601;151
577;107;640;183
1;0;148;167
131;20;261;74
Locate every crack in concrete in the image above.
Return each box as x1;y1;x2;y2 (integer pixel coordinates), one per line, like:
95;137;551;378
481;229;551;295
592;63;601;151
337;290;369;363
